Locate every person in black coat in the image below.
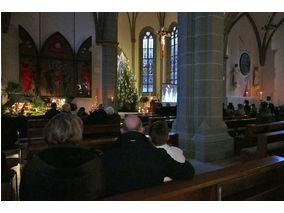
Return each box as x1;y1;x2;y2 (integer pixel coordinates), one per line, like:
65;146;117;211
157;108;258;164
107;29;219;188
20;113;105;201
86;104;107;124
101;115;195;196
44;102;60;119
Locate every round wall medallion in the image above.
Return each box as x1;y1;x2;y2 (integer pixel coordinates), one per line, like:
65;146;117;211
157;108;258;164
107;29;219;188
239;52;251;76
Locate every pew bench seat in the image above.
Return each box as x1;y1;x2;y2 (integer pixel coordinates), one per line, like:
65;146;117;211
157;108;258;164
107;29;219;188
241;142;284;161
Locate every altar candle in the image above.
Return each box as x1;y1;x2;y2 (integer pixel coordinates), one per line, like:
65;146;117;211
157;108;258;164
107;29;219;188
260;91;263;100
246;91;248;97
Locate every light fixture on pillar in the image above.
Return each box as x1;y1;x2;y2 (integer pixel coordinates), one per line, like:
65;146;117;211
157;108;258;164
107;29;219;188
154;27;171;58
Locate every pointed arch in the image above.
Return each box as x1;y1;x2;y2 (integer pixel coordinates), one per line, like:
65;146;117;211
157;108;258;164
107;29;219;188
76;36;92;97
18;25;39;94
139;26;157;95
39;32;75;97
166;22;178;85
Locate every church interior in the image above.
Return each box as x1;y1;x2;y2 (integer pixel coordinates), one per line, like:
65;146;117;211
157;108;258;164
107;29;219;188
1;11;284;202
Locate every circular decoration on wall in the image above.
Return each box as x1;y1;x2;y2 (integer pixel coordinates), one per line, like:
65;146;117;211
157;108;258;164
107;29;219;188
239;52;251;76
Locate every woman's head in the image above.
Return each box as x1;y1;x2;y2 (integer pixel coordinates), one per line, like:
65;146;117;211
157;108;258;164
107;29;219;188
44;113;83;145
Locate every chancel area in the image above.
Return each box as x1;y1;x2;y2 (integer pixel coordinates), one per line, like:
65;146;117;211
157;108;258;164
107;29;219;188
1;12;284;201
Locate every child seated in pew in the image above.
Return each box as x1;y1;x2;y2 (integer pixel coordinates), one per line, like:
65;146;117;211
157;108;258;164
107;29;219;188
149;121;186;182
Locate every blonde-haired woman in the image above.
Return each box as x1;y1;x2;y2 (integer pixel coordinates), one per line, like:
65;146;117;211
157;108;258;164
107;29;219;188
20;113;105;200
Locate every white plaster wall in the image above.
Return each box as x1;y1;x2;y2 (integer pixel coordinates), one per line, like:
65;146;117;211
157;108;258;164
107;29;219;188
226;15;260;108
1;12;102;112
117;12;177;98
117;13;132;66
226;13;284;108
270;23;284;106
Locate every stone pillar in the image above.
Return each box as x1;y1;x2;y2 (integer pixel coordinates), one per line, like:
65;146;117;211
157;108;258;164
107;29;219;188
101;13;118;108
177;12;234;162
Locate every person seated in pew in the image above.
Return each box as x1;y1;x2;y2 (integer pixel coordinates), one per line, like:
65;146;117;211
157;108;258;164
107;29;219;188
77;107;89;122
256;101;275;124
20;113;105;201
226;102;235;117
101;115;195;196
149;121;187;182
86;103;107;124
244;100;251;115
235;104;245;116
70;103;77;115
62;103;71;113
104;106;121;124
250;104;257;118
44;102;60;119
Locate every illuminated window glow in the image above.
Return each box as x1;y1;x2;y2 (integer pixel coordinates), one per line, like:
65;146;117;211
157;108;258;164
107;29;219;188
142;31;154;93
170;26;178;85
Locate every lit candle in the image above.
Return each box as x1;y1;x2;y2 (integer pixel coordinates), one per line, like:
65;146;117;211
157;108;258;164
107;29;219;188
260;91;263;100
111;96;114;102
246;91;248;97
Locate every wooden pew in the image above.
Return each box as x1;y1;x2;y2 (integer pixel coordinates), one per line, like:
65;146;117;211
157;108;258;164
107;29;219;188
80;137;118;150
19;122;121;168
241;130;284;160
26;119;49;139
225;118;256;137
100;155;284;201
83;123;120;136
234;121;284;154
223;115;249;120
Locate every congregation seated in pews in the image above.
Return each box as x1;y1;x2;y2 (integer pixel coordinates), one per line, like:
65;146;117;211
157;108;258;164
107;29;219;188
224;100;284;122
224;101;284;138
18;114;194;200
5;101;284;201
3;112;284;201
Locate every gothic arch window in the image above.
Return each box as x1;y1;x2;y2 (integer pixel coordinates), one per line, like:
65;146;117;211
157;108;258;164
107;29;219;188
169;24;178;85
139;27;156;95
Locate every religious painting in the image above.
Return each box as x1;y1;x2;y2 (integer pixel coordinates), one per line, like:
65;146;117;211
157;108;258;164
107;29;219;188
19;25;39;95
76;36;92;97
39;32;75;98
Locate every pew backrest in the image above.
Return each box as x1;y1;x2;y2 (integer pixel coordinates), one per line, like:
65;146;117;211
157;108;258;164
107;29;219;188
83;123;121;136
26;119;49;139
101;155;284;201
245;121;284;138
257;130;284;158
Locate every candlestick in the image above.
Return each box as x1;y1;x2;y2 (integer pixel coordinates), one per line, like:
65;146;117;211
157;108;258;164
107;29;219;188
260;91;263;100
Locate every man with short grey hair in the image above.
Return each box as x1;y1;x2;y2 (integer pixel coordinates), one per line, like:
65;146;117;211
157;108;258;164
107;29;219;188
101;115;195;196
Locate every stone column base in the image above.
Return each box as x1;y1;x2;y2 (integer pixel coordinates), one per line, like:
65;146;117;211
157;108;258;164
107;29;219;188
191;131;234;162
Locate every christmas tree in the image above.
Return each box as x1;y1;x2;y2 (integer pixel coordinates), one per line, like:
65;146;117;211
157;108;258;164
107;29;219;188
117;49;138;112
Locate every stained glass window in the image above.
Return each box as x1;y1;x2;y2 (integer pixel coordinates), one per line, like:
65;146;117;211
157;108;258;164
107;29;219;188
142;31;154;93
170;26;178;85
